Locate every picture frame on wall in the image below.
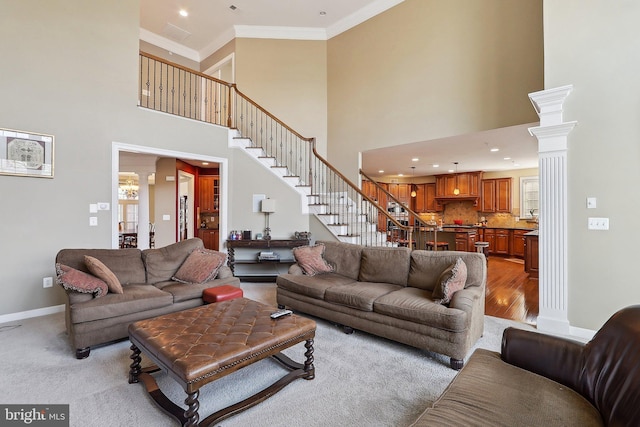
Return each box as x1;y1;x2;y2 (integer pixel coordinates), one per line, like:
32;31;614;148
0;127;54;178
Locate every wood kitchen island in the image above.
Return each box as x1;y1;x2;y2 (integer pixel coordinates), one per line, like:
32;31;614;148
414;227;477;252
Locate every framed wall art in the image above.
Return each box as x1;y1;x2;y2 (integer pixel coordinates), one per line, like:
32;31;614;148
0;127;54;178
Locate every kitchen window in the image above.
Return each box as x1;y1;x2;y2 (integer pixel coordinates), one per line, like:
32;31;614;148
520;176;539;219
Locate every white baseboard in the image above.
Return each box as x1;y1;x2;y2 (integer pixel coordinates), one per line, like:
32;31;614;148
0;304;65;324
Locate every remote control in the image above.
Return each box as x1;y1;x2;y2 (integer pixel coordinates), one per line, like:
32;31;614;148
270;309;293;319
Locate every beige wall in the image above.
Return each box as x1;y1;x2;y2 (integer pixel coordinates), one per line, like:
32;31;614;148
0;0;309;317
234;38;328;157
139;40;199;69
327;0;543;182
544;0;640;329
201;40;236;74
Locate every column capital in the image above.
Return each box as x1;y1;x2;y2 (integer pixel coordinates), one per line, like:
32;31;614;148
529;85;573;127
529;121;578;153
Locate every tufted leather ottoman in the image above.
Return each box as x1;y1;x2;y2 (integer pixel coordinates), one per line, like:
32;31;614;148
202;284;243;303
128;298;315;427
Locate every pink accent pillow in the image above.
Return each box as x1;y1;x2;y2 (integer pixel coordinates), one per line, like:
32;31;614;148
432;257;467;305
84;255;123;294
55;263;108;298
292;244;334;276
172;249;226;284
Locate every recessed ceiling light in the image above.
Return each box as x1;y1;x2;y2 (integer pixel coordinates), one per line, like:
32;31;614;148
229;5;237;11
398;174;404;177
432;164;439;168
448;169;454;173
378;170;384;173
503;157;511;160
490;148;500;152
319;11;327;16
202;162;209;165
411;157;419;162
179;9;188;17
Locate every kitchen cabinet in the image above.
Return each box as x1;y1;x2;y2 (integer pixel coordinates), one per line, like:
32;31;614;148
199;175;219;212
494;229;510;255
425;183;441;212
455;231;477;252
435;172;482;198
413;183;441;213
524;232;539;278
388;183;411;206
480;178;511;213
479;228;495;253
198;229;219;251
511;229;528;258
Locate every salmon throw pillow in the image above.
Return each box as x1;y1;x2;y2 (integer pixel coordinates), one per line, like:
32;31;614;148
292;244;334;276
172;249;226;284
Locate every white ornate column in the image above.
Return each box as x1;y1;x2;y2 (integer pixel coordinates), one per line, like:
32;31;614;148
528;85;577;334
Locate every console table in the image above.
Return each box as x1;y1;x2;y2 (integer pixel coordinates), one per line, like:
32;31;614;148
226;239;310;281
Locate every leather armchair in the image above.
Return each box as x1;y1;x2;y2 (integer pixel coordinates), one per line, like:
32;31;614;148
502;305;640;426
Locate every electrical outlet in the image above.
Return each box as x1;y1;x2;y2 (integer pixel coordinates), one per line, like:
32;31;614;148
588;217;609;230
43;277;53;288
89;216;98;226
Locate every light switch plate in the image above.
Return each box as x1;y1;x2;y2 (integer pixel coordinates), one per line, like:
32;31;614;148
162;214;171;221
89;216;98;226
89;204;98;213
586;197;597;209
588;217;609;230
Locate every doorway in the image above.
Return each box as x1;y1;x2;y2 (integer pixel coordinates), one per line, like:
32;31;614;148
178;171;195;241
112;142;228;250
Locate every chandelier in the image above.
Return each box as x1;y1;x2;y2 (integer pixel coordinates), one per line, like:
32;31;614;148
121;177;139;199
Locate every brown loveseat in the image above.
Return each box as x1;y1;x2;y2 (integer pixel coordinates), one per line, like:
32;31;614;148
55;238;240;359
276;240;486;369
411;305;640;426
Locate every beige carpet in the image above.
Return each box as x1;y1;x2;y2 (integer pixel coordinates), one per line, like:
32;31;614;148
0;282;533;427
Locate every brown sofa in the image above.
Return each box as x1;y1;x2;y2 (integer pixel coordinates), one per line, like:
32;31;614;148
276;240;486;369
411;305;640;426
55;238;240;359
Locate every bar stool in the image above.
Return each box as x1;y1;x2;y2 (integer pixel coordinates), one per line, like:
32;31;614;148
426;241;449;251
474;242;489;264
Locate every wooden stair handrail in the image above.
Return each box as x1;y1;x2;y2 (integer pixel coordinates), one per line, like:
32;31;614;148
139;51;411;245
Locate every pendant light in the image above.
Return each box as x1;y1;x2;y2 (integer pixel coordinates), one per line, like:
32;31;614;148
410;166;417;198
453;162;460;195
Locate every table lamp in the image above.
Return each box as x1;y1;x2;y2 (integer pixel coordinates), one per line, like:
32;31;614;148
261;198;276;240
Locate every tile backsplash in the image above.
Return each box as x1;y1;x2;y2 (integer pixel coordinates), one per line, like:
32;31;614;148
417;201;537;229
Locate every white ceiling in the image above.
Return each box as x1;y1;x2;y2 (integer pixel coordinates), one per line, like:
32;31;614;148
138;0;539;179
362;123;540;181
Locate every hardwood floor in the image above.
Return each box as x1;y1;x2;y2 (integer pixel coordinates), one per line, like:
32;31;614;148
485;256;538;326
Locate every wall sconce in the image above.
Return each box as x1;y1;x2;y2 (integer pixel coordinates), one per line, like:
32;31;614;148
261;198;276;240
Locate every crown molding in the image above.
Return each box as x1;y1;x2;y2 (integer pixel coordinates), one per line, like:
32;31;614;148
139;28;200;62
141;0;405;63
327;0;405;39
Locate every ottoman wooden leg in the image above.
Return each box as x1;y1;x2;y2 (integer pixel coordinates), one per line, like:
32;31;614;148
129;344;142;384
184;390;200;427
304;339;315;380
